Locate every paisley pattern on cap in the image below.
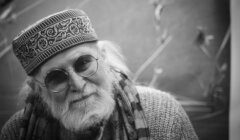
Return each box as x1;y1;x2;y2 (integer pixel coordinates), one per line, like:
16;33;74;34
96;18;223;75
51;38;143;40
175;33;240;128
14;16;94;67
12;9;98;75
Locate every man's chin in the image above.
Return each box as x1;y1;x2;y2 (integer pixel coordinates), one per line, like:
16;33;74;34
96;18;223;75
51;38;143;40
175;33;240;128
60;107;111;132
60;96;115;131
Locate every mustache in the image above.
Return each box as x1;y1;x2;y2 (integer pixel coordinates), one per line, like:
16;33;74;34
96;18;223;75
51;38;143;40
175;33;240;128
69;92;95;107
66;84;97;104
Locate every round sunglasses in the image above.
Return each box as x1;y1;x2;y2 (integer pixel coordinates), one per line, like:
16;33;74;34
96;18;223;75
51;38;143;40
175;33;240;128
34;54;98;93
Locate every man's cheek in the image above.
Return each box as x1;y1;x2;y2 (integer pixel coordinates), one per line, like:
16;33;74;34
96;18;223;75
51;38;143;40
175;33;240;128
88;72;107;87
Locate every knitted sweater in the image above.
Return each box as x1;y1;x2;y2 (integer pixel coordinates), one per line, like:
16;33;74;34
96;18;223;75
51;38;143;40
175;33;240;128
0;86;198;140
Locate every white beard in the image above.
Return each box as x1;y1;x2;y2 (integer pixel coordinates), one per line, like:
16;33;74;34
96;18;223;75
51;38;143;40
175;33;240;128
43;82;115;132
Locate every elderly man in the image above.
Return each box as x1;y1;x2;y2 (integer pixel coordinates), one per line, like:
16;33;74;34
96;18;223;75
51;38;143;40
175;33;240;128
0;9;198;140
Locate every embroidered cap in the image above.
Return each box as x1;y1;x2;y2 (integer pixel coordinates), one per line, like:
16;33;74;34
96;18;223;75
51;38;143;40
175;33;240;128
12;9;98;75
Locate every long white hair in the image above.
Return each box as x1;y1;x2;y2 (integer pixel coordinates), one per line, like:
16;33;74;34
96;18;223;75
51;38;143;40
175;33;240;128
97;40;129;75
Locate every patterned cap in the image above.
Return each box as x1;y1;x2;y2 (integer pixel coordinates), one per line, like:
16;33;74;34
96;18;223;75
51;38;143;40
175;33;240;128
12;9;98;75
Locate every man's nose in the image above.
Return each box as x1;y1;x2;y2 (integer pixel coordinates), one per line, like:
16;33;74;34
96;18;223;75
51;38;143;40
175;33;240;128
68;69;86;93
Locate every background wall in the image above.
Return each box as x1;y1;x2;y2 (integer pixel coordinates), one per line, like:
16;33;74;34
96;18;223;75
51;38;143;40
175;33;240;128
230;0;240;140
0;0;230;139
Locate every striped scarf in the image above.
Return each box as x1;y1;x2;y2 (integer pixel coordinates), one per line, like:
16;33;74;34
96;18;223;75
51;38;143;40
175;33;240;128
111;72;151;140
19;72;151;140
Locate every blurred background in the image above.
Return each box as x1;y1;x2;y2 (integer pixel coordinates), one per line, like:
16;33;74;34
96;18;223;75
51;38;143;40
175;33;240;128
0;0;230;139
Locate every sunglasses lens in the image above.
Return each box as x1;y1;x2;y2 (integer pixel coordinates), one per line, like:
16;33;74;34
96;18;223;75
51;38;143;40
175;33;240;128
45;69;68;92
74;55;97;77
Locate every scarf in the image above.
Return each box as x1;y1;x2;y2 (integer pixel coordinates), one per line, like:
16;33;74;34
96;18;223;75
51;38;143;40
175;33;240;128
19;72;151;140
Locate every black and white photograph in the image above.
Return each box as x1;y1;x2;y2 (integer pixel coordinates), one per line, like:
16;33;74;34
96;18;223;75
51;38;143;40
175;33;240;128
0;0;239;140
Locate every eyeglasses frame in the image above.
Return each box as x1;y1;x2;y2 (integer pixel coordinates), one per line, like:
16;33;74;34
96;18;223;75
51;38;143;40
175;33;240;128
33;54;99;93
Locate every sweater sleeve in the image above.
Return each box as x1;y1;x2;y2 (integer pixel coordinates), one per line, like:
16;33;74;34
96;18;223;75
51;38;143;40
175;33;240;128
136;86;198;140
0;110;24;140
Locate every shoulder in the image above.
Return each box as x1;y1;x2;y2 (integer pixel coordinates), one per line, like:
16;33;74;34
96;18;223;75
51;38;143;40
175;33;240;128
0;110;24;140
136;86;180;113
136;86;198;140
136;85;181;121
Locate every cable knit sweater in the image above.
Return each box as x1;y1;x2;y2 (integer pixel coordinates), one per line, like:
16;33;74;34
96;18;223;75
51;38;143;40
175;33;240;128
0;86;198;140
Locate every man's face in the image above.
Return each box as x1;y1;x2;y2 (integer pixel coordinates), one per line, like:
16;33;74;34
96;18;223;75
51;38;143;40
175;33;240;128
34;42;115;131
